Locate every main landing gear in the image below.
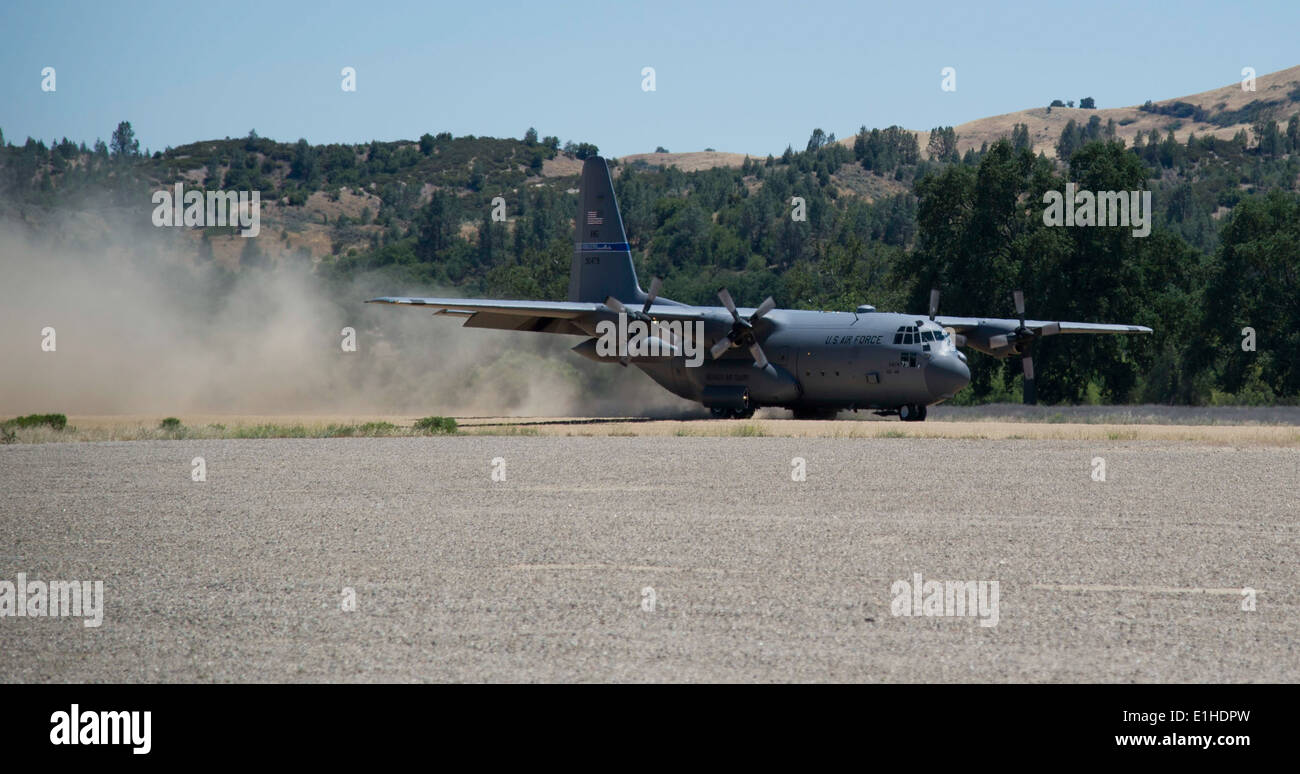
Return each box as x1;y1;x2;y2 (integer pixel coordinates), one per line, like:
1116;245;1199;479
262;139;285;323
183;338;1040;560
791;407;840;420
898;404;927;422
710;407;755;419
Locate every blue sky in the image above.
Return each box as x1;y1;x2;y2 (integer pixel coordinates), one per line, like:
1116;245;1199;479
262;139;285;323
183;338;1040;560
2;0;1298;157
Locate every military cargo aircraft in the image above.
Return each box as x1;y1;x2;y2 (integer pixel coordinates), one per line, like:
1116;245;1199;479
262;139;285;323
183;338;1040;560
370;157;1151;420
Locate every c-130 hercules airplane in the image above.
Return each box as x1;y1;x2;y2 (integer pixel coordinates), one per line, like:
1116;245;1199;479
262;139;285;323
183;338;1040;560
371;157;1151;420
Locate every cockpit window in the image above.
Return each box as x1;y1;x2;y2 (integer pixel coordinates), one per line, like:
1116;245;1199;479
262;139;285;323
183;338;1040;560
921;331;933;342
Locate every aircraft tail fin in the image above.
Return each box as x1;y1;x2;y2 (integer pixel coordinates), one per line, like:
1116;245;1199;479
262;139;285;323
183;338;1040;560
567;156;643;304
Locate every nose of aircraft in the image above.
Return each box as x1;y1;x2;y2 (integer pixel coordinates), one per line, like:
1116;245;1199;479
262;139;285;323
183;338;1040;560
925;353;970;399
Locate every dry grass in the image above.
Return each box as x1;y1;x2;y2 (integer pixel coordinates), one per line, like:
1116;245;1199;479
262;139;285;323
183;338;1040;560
616;151;756;173
7;413;1296;445
835;66;1300;160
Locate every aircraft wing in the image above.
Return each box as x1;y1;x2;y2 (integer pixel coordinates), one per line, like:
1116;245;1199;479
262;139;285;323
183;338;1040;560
366;296;709;335
934;316;1152;335
367;296;603;334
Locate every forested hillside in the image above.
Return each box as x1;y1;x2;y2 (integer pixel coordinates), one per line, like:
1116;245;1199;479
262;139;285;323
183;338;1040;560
2;93;1297;405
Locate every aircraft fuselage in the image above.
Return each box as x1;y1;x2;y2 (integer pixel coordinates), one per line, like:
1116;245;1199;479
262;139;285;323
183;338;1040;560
580;307;971;415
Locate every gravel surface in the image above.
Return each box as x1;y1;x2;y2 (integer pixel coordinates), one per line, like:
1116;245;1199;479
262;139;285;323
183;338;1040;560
1;437;1297;682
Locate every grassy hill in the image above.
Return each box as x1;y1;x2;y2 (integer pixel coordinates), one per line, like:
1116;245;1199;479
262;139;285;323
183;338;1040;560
945;64;1300;159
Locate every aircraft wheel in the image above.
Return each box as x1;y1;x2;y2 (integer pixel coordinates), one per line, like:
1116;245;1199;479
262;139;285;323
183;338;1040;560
899;404;926;422
731;408;755;420
709;407;731;419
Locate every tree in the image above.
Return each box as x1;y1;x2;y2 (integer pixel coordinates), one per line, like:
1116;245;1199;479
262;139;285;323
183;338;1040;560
110;121;139;158
419;133;435;155
523;127;538;146
927;126;959;162
1050;99;1066;108
655;146;669;153
806;128;828;152
1056;119;1082;160
1254;118;1283;157
290;139;319;183
416;190;455;259
1080;97;1096;109
1010;123;1031;151
1196;191;1300;399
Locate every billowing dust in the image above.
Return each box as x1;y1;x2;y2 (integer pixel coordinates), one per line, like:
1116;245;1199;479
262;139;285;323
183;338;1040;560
0;212;698;418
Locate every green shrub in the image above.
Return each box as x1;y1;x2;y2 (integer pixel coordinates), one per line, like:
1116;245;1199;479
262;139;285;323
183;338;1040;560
159;417;182;431
413;416;458;434
1;413;67;431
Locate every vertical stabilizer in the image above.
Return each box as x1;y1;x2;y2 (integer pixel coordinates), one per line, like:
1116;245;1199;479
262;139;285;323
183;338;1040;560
567;156;643;304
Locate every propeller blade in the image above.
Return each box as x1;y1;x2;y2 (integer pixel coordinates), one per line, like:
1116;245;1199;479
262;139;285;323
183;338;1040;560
717;288;741;321
989;333;1010;349
604;296;628;315
1038;322;1061;336
1022;354;1036;404
929;288;940;320
710;336;733;360
751;296;776;320
643;277;662;315
653;320;679;346
1013;290;1026;328
954;334;967;347
749;343;769;369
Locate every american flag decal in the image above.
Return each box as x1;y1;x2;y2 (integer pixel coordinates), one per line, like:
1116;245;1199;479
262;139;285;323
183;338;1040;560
586;211;603;225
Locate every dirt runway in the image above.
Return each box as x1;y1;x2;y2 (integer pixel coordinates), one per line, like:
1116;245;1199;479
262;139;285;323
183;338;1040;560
1;436;1296;682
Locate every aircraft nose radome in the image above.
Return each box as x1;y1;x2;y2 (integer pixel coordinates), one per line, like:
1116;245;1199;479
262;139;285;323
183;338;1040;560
925;354;970;399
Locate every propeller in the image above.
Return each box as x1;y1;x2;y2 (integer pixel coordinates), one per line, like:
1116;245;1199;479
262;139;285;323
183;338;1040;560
598;278;681;366
987;289;1061;405
642;276;662;316
928;287;967;347
603;278;677;363
709;288;776;369
605;276;664;324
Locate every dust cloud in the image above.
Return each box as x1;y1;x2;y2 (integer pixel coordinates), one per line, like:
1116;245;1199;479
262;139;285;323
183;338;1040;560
0;211;697;418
